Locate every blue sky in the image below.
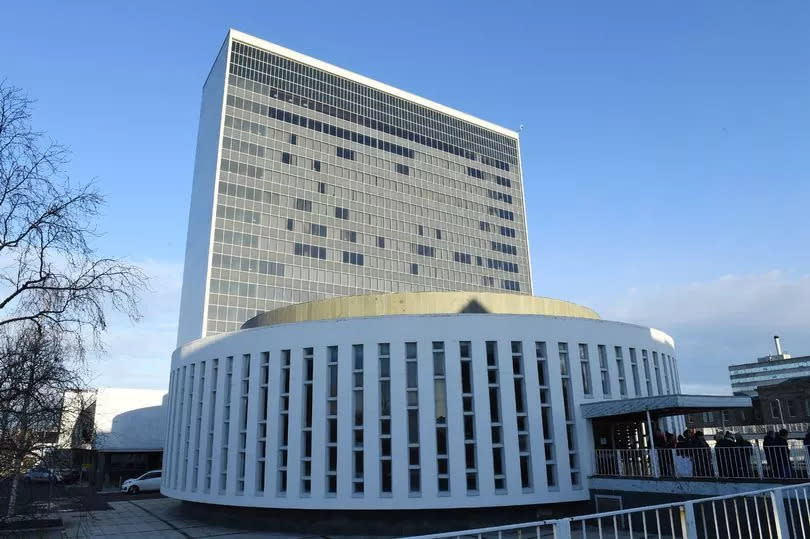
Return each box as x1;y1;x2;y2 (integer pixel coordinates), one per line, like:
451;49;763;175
1;1;808;392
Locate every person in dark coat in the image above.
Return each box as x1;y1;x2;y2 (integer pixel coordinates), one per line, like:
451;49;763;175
693;431;711;477
735;433;754;478
655;431;674;477
774;428;793;478
715;432;736;477
763;430;777;477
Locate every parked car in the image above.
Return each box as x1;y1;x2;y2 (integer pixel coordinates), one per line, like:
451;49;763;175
57;468;82;484
121;470;162;494
24;467;62;483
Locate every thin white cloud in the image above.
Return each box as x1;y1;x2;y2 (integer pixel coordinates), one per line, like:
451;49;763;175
88;258;183;390
599;271;810;394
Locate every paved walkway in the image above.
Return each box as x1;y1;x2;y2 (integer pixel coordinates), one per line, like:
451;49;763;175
59;497;337;538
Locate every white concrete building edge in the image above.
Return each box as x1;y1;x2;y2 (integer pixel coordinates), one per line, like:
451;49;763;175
93;388;167;451
163;311;679;510
176;35;230;347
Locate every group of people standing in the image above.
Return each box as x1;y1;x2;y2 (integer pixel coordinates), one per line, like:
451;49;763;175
600;426;810;479
762;428;795;478
711;430;755;478
655;427;807;479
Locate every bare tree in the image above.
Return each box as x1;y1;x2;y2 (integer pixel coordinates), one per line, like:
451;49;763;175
0;327;87;518
0;80;146;518
0;81;146;355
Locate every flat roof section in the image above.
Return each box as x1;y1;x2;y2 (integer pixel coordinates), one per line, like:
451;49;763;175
229;29;520;139
241;291;600;329
581;394;753;421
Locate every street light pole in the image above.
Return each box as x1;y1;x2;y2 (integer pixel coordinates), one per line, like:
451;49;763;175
774;398;785;428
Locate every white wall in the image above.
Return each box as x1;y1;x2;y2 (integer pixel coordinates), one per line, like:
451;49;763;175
93;388;167;451
163;313;677;510
176;34;231;346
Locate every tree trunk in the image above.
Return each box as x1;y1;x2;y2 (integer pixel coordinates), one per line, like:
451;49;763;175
7;367;34;518
6;456;22;518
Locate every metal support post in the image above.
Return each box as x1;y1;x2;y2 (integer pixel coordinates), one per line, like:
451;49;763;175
672;448;679;478
754;443;764;479
646;410;660;478
680;501;698;538
710;447;719;478
769;489;789;538
554;518;572;539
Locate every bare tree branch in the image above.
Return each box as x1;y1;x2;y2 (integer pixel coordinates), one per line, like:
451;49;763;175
0;79;147;518
0;80;146;357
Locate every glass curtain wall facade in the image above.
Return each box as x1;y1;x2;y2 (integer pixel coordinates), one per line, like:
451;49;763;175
178;30;530;343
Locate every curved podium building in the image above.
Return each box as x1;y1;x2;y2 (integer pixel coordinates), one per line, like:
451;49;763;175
163;292;682;510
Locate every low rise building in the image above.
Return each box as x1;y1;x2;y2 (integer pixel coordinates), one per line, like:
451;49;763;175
728;336;809;396
58;388;167;488
687;337;810;434
163;291;747;512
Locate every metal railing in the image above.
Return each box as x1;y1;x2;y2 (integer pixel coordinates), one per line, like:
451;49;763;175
699;423;810;437
402;482;810;538
595;446;810;480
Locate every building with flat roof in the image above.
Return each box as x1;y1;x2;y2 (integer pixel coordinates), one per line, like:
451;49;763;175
166;30;769;526
176;29;531;345
164;291;690;510
728;336;810;396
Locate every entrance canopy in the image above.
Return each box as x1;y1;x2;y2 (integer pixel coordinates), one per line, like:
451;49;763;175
581;394;751;421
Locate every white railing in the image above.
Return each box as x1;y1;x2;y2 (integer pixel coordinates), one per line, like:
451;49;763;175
402;482;810;538
595;446;810;480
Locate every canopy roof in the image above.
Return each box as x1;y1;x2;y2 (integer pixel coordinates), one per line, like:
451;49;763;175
581;394;752;421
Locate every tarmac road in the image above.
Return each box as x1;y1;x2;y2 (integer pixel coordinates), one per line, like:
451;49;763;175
0;476;163;514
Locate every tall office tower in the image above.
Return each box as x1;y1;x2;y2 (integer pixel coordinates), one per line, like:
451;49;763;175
177;29;531;345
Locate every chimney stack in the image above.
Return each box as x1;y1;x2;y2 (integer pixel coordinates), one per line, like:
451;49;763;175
774;335;783;356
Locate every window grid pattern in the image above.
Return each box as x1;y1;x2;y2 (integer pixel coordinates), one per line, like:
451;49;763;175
181;363;196;488
432;342;449;494
229;41;518;166
558;343;580;487
167;333;677;505
326;346;338;495
192;361;206;491
378;343;392;495
662;354;672;394
629;348;641;396
237;354;250;492
205;359;218;492
486;341;506;492
614;346;627;397
183;364;195;489
460;341;478;493
196;38;532;339
578;343;593;397
405;342;421;493
219;357;234;493
256;352;269;494
300;348;314;494
653;351;663;395
511;341;532;491
535;342;556;489
597;345;611;397
642;350;653;396
352;344;364;494
277;350;291;494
